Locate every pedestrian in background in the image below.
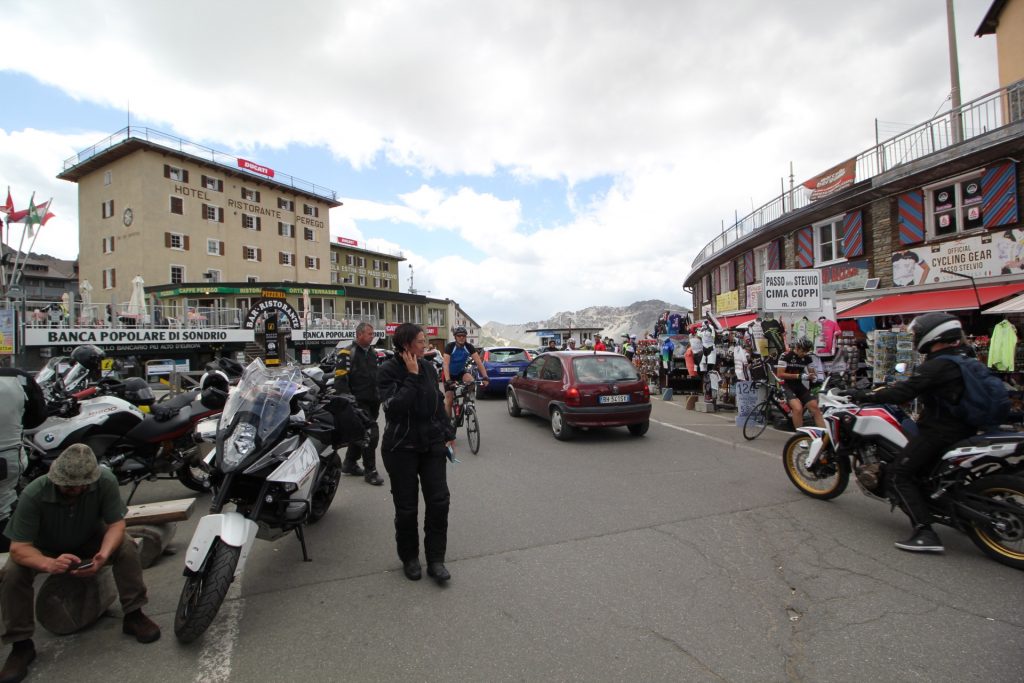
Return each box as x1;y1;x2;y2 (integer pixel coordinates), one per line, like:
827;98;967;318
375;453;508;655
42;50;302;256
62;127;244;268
377;323;456;585
334;322;384;486
0;368;47;552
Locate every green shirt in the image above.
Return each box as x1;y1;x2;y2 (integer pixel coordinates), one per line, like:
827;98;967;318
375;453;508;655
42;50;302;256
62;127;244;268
4;469;126;555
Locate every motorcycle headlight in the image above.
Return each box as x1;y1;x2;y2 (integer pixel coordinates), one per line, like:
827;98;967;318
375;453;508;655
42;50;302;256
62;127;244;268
223;423;257;469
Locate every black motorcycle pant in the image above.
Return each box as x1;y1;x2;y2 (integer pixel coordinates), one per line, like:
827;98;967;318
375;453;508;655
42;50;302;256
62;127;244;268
345;400;380;472
889;427;970;528
381;445;450;563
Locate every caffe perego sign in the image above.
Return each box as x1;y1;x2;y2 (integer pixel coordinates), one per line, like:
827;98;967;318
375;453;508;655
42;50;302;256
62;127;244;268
24;328;254;347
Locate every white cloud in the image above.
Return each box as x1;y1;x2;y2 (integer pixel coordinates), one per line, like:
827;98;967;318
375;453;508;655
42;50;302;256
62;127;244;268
0;0;1003;322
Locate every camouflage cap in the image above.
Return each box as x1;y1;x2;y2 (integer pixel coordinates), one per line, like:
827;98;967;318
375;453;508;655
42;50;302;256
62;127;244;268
48;444;101;487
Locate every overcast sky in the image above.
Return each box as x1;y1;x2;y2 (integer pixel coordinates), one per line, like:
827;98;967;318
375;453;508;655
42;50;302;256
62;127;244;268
0;0;1001;323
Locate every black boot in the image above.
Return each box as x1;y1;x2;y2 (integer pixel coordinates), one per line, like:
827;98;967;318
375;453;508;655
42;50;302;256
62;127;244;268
340;460;364;477
427;562;451;584
894;525;944;553
0;640;36;683
402;559;422;581
364;469;384;486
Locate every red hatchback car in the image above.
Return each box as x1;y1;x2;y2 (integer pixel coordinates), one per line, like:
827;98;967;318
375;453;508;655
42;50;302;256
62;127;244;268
506;351;651;440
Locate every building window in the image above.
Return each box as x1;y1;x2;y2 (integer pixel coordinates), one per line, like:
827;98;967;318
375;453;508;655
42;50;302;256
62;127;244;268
207;238;223;256
342;275;354;284
102;267;116;289
814;215;845;264
205;269;222;283
278;222;294;237
346;254;354;266
330;251;338;264
202;175;223;192
103;170;112;186
203;204;224;222
357;256;366;268
167;232;185;250
358;275;366;286
170;265;185;284
278;197;294;211
303;204;319;217
373;277;382;288
382;262;390;272
926;172;984;238
429;309;445;326
163;165;188;183
305;256;320;269
170;196;184;215
717;262;735;292
1009;79;1024;123
280;252;294;266
752;245;768;282
381;279;390;290
246;275;259;283
304;227;315;241
101;199;114;219
102;236;115;254
242;214;261;231
241;187;260;202
244;246;260;261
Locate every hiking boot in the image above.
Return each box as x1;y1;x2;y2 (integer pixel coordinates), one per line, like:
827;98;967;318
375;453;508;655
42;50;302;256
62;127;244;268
340;461;364;477
364;469;384;486
123;609;161;643
894;526;944;553
0;640;35;683
426;562;451;584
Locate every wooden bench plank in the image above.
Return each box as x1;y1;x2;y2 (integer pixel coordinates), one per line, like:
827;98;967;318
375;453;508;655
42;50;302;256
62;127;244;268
125;498;196;526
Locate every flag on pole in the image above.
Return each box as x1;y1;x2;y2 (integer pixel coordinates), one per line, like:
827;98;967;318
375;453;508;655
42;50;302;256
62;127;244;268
0;187;12;215
25;196;42;238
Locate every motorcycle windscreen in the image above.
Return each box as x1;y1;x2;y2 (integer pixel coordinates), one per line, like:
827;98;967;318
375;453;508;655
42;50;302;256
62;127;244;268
219;358;303;443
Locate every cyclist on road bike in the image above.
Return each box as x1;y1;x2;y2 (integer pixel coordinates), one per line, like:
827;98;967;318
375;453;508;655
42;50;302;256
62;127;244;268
443;326;489;417
776;338;825;429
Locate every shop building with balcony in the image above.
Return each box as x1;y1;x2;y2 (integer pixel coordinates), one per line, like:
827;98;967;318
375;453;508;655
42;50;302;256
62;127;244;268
684;3;1023;333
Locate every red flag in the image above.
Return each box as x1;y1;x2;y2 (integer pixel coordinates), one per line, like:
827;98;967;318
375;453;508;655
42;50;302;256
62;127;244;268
0;187;12;215
41;210;56;226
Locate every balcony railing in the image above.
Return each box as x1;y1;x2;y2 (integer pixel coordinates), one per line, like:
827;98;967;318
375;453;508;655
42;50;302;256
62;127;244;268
62;127;338;202
691;84;1022;269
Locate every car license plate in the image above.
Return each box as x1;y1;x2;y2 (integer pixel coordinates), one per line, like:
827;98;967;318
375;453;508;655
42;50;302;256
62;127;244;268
501;367;519;373
599;395;630;404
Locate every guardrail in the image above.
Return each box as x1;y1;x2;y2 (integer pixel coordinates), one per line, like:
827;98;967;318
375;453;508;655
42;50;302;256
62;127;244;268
62;127;338;202
691;83;1023;269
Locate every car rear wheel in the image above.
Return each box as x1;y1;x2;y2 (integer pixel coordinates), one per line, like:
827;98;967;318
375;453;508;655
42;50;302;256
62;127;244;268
506;389;522;417
551;407;574;441
627;421;649;437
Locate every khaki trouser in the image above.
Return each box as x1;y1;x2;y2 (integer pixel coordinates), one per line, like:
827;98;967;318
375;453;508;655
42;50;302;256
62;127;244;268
1;535;149;644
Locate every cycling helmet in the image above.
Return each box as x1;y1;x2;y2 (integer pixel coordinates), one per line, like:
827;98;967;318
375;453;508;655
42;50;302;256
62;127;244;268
795;338;814;352
453;325;468;336
70;344;105;372
909;312;963;353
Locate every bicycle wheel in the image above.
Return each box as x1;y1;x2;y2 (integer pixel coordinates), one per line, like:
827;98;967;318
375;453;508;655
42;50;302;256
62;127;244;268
743;400;770;440
465;404;481;454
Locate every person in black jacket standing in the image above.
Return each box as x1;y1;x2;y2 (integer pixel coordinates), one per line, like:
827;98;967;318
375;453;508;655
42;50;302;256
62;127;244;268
854;313;974;554
334;322;384;486
378;323;456;584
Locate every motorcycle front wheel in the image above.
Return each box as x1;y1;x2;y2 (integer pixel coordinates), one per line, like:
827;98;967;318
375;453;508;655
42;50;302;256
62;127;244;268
963;474;1024;570
782;433;849;500
308;453;341;524
174;539;240;644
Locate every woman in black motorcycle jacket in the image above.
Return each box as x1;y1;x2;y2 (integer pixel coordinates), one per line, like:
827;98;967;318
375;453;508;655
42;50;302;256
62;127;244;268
378;322;457;584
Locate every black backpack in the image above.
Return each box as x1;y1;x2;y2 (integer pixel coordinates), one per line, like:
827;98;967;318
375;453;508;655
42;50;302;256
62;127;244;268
937;354;1010;429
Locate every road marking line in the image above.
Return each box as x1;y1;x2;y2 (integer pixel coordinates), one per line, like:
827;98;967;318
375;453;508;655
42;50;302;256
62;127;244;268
194;581;243;683
650;418;780;459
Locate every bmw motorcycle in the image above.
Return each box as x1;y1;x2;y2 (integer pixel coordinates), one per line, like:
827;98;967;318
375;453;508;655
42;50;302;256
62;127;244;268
782;392;1024;569
174;359;369;643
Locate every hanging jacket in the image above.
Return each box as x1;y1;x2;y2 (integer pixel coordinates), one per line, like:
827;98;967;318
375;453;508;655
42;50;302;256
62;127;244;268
988;319;1018;372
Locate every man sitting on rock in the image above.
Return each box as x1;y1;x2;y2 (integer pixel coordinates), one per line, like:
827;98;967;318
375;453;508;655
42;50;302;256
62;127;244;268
0;444;160;683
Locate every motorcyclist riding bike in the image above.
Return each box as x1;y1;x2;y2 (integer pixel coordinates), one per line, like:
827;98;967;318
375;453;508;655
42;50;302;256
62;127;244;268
442;326;489;418
849;312;975;553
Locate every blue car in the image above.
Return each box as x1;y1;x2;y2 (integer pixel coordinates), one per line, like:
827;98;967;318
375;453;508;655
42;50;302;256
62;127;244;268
480;347;533;395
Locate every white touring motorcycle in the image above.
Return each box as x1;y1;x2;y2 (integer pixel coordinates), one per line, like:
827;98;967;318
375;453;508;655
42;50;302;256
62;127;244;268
782;392;1024;570
174;359;369;643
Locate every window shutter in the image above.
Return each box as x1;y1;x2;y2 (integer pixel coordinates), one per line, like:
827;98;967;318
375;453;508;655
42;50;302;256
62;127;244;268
795;226;814;268
163;165;170;179
768;239;781;269
982;161;1019;229
165;232;172;248
841;210;864;257
712;267;721;295
218;208;224;223
183;235;190;251
255;191;261;202
278;222;284;236
743;250;755;284
257;248;262;262
111;269;116;288
242;246;248;258
111;236;115;252
897;190;925;245
182;170;189;183
279;252;285;264
255;217;261;231
219;241;225;256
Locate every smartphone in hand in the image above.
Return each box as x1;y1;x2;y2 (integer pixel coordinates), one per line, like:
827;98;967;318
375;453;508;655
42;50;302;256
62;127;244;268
72;561;94;571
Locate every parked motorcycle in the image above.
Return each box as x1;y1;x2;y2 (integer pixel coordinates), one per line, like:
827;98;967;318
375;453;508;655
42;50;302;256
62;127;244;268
173;359;369;643
21;372;227;501
782;394;1024;569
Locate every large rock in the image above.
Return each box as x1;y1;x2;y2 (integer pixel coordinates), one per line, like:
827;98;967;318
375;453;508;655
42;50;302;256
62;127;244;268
127;523;177;569
36;569;118;636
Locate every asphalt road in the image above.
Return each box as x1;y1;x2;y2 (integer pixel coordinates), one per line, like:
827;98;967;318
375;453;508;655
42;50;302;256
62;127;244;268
18;394;1024;682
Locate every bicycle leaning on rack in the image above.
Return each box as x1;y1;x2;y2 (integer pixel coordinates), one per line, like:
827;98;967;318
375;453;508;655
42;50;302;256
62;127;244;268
447;379;481;454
